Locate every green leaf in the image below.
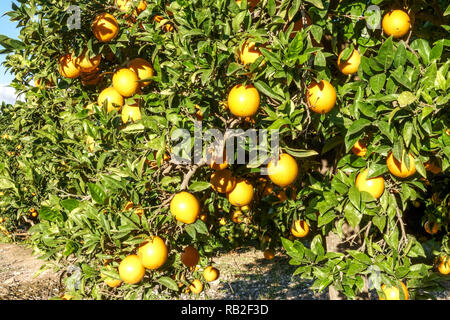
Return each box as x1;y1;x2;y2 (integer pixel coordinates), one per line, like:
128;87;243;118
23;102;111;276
347;118;372;135
304;0;324;9
254;80;284;102
397;91;416;107
348;186;361;211
370;74;386;94
311;235;325;257
410;39;431;65
157;277;179;291
188;181;211;192
61;199;80;212
88;183;107;205
376;37;394;70
344;202;362;228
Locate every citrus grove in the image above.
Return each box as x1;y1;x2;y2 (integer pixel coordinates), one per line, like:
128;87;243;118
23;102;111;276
0;0;449;300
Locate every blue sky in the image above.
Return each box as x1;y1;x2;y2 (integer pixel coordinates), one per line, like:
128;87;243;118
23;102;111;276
0;0;20;104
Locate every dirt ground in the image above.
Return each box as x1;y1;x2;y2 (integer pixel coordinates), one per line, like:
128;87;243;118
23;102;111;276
0;243;448;300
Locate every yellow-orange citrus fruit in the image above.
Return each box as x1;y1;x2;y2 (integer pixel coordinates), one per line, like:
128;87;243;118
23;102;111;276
138;236;168;270
231;210;243;223
228;84;260;118
117;0;147;14
203;266;220;282
267;153;298;187
92;13;119;42
380;281;409;300
170;192;200;224
386;151;416;178
98;87;124;113
124;201;134;211
291;220;309;238
264;249;275;260
352;140;367;157
425;158;442;175
355;169;385;199
227;179;254;207
424;221;440;235
181;246;200;267
104;278;122;288
121;104;142;123
239;40;263;66
118;255;145;285
152;15;174;32
128;58;154;87
81;69;102;87
58;53;81;79
31;211;38;218
210;169;236;194
307;80;337;114
113;68;139;97
438;257;450;275
208;148;228;170
76;50;101;73
337;49;361;75
189;279;203;294
382;10;411;38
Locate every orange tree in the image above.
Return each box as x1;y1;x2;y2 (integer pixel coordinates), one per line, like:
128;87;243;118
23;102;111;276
0;0;449;300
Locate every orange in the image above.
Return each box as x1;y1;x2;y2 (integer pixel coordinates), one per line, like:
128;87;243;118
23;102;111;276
351;140;367;157
181;246;200;267
227;84;260;117
379;281;409;300
118;255;145;285
128;58;154;87
267;153;298;187
117;0;147;14
138;236;168;270
58;53;81;79
199;213;207;222
227;179;254;207
337;48;361;75
113;68;139;97
81;69;102;87
438;257;450;275
189;279;203;294
170;192;200;224
291;220;309;238
424;221;440;235
34;77;54;89
152;15;174;32
307;80;336;114
203;266;220;282
124;201;134;211
425;158;442;174
121;104;142;123
92;13;119;42
210;169;236;193
263;249;275;260
382;10;410;38
355;169;385;199
208;148;228;171
98;87;124;113
31;211;38;218
239;40;263;66
76;50;101;73
386;151;416;178
105;278;122;288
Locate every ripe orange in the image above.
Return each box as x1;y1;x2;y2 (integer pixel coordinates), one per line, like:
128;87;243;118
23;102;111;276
58;53;81;79
351;140;367;157
203;266;220;282
210;169;236;194
382;10;411;38
113;68;139;97
239;40;263;66
307;80;337;114
121;104;142;123
338;48;361;75
76;50;101;73
181;246;200;267
267;153;298;187
118;255;146;285
291;220;309;238
124;201;134;211
355;169;385;199
104;278;122;288
438;257;450;275
227;179;254;207
189;279;203;294
137;236;168;270
424;158;442;175
128;58;154;87
98;87;124;113
424;221;440;235
379;281;409;300
263;249;275;260
92;13;119;42
117;0;147;15
227;84;260;118
152;15;174;32
170;192;200;224
386;151;416;178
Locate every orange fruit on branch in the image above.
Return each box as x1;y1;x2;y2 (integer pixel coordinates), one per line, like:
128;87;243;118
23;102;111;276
424;221;440;235
239;40;264;66
227;84;260;118
137;236;168;270
438;257;450;275
210;169;236;194
181;246;200;267
227;179;254;207
113;68;139;97
382;10;411;38
92;13;119;43
355;169;385;199
379;281;409;300
337;48;361;75
98;87;124;113
189;279;203;294
128;58;154;87
351;140;367;157
118;255;145;285
76;49;101;73
58;53;81;79
291;220;309;238
121;104;142;123
203;266;220;282
386;151;416;178
267;153;298;187
170;192;200;224
307;80;337;114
